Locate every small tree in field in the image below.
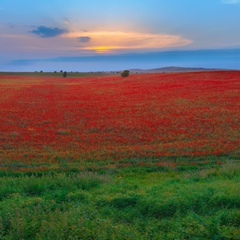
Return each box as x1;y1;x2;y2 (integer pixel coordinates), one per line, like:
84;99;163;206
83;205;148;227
121;70;130;78
63;71;67;78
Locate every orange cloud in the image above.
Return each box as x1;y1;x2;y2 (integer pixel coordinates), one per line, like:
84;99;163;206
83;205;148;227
64;31;192;54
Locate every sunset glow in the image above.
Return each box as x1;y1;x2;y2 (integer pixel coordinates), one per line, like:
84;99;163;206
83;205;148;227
66;31;192;54
90;46;114;54
0;0;240;71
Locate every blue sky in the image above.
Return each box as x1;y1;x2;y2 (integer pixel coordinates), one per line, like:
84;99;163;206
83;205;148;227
1;0;240;71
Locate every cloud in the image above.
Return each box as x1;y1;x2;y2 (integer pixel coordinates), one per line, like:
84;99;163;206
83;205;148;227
78;36;91;43
222;0;240;4
29;26;68;38
8;23;16;28
64;31;192;54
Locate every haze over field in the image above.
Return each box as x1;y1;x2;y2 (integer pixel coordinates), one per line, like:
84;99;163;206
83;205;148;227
1;0;240;71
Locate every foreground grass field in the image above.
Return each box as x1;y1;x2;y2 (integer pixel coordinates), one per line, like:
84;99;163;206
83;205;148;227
0;71;240;239
1;159;240;239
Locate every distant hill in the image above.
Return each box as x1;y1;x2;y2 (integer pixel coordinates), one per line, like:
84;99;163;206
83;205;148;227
129;66;222;73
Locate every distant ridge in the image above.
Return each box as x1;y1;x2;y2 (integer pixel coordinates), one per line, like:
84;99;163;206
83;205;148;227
129;66;222;73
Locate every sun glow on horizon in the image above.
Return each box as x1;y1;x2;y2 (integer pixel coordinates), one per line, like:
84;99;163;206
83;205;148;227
90;46;114;54
63;31;192;54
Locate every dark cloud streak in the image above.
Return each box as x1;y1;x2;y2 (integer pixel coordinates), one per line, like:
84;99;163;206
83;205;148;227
29;26;68;38
78;36;91;43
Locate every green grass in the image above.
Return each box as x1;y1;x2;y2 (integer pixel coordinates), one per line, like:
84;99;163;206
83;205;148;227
1;158;240;239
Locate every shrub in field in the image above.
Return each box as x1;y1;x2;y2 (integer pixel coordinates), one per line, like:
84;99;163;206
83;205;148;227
121;70;130;77
63;71;67;77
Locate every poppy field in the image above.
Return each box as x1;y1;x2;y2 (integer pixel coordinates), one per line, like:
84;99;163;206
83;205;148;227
0;71;239;171
0;71;240;239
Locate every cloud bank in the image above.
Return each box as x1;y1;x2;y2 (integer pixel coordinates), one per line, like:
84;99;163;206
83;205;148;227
65;31;192;54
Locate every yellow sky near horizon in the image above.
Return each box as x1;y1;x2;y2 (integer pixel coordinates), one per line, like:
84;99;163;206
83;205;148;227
63;31;192;54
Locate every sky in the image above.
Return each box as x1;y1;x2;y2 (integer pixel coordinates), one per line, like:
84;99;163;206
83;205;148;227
1;0;240;71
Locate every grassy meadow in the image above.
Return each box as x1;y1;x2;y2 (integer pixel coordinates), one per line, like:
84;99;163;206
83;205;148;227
0;71;240;239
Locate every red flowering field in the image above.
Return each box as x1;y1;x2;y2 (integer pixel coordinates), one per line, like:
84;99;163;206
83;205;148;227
0;71;239;171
